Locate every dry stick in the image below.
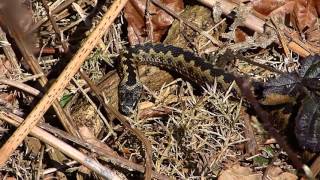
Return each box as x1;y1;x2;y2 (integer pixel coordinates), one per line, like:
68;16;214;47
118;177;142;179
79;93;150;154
283;29;312;57
40;0;108;131
196;0;265;33
41;0;69;52
41;0;106;69
150;0;222;47
30;0;77;33
0;0;129;166
37;146;45;180
3;111;168;179
41;0;111;137
270;17;290;59
42;115;165;179
0;27;22;74
20;73;45;83
43;161;78;175
146;0;154;42
71;77;115;136
79;71;153;180
0;79;42;97
0;112;122;180
0;11;79;137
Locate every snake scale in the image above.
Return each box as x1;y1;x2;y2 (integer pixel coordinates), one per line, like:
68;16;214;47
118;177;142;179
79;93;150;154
116;43;320;152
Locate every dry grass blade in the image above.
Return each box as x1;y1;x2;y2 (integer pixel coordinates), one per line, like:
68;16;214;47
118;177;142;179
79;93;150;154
0;0;128;167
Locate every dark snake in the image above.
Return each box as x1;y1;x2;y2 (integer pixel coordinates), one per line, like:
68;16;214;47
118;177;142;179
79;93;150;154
116;43;320;152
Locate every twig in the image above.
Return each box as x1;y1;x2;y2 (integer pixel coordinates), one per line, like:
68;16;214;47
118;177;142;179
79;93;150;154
196;0;265;33
43;160;78;175
0;112;122;180
10;110;166;179
234;52;285;75
0;0;128;166
0;27;21;74
270;17;290;59
287;42;310;58
43;0;116;137
19;73;44;83
0;79;42;96
30;0;77;33
283;29;313;57
71;77;115;136
40;0;69;52
36;146;45;180
79;70;153;180
240;107;258;155
150;0;222;47
145;0;154;42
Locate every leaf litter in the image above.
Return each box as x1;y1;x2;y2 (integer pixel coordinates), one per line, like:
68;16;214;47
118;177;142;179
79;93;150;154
0;0;318;179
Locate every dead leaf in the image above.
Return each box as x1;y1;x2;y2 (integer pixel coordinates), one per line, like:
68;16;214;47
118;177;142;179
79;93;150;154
24;136;42;159
293;0;318;32
235;28;247;43
218;164;262;180
252;0;293;16
124;0;184;44
274;2;296;17
252;0;319;35
314;0;320;15
265;166;298;180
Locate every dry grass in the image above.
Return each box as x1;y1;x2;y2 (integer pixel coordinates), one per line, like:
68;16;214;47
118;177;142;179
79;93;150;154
117;79;245;178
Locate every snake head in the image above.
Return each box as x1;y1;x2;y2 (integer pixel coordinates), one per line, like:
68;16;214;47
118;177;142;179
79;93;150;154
118;82;143;115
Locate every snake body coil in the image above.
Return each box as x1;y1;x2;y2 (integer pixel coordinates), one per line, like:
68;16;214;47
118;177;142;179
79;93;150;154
117;43;320;152
118;43;240;115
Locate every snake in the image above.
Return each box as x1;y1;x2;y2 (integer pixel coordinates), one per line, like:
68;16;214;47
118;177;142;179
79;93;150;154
116;43;320;152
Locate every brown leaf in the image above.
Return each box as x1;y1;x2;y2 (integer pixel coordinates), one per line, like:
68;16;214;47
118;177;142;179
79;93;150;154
218;165;262;180
252;0;292;16
268;0;295;16
293;0;318;32
315;0;320;15
124;0;184;44
265;166;298;180
235;28;247;43
252;0;318;33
